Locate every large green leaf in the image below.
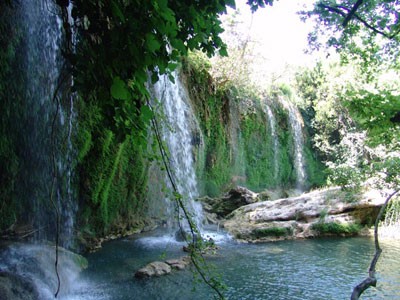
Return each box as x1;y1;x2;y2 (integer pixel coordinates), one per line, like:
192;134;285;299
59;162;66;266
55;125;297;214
110;77;130;100
140;105;154;125
146;33;162;53
111;0;125;23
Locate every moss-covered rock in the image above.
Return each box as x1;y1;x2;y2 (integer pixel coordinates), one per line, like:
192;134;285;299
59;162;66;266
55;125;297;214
224;187;385;242
311;222;362;236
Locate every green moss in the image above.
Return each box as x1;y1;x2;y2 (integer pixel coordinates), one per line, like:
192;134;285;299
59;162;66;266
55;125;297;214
183;52;327;196
303;146;326;188
241;110;272;191
253;227;292;238
311;222;362;235
0;4;26;230
75;92;149;236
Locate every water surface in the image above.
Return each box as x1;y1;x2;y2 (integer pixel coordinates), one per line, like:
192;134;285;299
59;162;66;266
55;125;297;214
64;231;400;300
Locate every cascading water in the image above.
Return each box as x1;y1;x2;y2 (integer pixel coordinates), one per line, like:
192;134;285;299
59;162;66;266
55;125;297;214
20;0;76;248
0;2;82;299
265;103;279;182
57;93;77;249
281;98;306;191
27;1;77;247
151;72;204;231
0;243;85;299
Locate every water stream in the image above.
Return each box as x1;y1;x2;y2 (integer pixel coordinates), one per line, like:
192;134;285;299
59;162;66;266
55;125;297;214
265;103;279;182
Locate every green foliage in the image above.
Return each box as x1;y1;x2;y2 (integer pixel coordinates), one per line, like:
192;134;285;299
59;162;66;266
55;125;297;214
326;165;364;189
344;81;400;149
303;146;326;188
72;0;231;140
295;63;367;187
312;222;362;235
241;114;266;188
246;0;274;12
241;106;276;190
183;52;233;195
318;208;328;222
75;97;148;235
301;1;400;65
184;50;327;195
69;0;239;243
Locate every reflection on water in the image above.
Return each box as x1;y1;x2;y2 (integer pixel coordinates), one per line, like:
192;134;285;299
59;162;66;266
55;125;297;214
65;233;400;300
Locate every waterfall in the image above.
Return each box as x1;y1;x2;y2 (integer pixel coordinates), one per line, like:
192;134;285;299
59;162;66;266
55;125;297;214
265;103;279;182
14;0;77;248
0;2;83;299
229;99;246;180
151;72;203;230
281;99;306;191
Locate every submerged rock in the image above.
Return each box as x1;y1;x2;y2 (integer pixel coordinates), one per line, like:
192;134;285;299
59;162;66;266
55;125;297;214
223;187;385;242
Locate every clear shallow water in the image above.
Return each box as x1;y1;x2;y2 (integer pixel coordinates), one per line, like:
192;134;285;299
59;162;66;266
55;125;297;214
64;232;400;300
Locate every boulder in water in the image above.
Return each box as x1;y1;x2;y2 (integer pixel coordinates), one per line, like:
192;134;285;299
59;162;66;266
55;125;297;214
165;256;191;270
135;261;172;278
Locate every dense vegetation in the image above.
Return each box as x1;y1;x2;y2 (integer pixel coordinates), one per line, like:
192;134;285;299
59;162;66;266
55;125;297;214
183;50;325;196
1;0;398;239
1;1;400;298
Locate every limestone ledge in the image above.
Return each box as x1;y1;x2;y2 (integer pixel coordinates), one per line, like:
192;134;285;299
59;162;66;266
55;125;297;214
217;187;385;242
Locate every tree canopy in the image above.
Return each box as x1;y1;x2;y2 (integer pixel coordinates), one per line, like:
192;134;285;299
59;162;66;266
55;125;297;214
301;0;400;65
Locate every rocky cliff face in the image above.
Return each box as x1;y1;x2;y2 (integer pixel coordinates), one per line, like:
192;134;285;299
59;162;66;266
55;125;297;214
211;187;384;242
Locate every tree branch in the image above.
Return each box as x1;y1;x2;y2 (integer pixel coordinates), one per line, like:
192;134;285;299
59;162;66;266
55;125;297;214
317;3;395;39
317;3;346;17
342;0;364;27
351;189;399;300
